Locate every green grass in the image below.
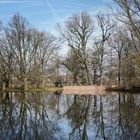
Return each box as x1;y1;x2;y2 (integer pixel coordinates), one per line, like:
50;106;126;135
1;86;63;93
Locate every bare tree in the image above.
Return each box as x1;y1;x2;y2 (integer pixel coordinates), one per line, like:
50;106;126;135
0;37;14;89
113;0;140;85
108;29;127;85
30;31;57;87
57;11;94;84
88;45;101;85
59;50;81;85
0;22;15;90
114;0;140;47
95;13;115;85
5;13;38;90
0;13;58;90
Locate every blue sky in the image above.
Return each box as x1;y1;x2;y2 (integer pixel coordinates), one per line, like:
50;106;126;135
0;0;113;34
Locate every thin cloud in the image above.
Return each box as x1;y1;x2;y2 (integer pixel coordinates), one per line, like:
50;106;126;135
0;0;25;4
62;3;96;9
45;0;57;19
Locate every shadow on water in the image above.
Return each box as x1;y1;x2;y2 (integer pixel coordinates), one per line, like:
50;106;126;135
0;91;140;140
54;90;62;95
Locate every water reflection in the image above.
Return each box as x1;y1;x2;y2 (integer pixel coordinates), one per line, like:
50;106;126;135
0;92;140;140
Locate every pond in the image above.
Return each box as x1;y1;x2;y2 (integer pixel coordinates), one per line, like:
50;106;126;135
0;91;140;140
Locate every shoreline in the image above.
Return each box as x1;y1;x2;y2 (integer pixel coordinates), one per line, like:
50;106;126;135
105;86;140;93
0;86;63;93
0;85;140;94
63;85;140;94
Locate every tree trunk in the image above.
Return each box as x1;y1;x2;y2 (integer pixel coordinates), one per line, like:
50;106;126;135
93;69;97;84
118;55;121;86
100;68;103;86
2;82;6;91
41;74;46;88
100;52;104;86
73;74;78;85
24;77;28;91
85;63;91;85
5;79;10;88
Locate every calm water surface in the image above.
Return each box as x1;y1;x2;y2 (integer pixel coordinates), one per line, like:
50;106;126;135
0;91;140;140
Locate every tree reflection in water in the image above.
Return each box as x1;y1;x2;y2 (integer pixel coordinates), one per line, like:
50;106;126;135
0;92;140;140
0;92;58;140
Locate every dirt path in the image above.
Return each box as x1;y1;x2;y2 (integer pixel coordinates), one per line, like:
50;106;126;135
63;86;107;95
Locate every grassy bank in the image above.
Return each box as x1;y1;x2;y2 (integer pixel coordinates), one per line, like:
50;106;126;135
105;86;140;93
0;86;63;93
29;86;63;92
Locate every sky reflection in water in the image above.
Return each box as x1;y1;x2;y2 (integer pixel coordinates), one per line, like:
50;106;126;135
0;91;140;140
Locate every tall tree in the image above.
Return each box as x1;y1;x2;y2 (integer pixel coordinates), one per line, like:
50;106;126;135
95;13;115;85
115;0;140;41
108;29;126;85
31;31;57;87
57;12;94;84
5;13;36;90
0;36;14;89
